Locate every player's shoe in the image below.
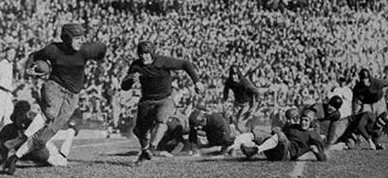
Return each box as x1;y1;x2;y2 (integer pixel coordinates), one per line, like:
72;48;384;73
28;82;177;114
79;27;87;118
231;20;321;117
135;149;153;165
3;155;18;175
4;134;27;150
376;144;385;150
240;144;258;159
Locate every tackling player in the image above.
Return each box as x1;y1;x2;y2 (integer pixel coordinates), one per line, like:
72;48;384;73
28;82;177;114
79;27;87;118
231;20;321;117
3;23;106;175
188;110;235;156
240;109;327;161
121;41;204;164
228;108;300;155
0;100;76;173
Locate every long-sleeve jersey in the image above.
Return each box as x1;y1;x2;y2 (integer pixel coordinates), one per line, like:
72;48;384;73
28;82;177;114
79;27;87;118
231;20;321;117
284;124;326;161
189;112;233;148
310;103;341;136
223;77;259;104
122;55;199;101
166;115;190;140
353;78;388;104
27;42;106;94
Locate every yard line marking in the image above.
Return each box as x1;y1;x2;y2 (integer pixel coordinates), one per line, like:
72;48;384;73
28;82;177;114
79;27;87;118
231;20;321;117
289;161;306;178
72;140;129;148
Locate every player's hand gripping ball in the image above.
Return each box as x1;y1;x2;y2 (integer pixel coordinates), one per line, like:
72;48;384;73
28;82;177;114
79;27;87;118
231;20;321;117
27;60;51;77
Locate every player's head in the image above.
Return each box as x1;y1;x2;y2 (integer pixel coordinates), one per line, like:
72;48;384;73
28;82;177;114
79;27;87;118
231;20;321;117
285;108;300;125
359;68;371;86
137;41;155;65
189;110;206;129
11;100;36;129
61;23;85;51
327;95;343;114
300;109;316;130
229;65;242;81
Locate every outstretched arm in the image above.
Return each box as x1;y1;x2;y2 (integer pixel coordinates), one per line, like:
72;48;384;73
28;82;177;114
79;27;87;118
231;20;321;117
81;42;107;61
162;57;199;83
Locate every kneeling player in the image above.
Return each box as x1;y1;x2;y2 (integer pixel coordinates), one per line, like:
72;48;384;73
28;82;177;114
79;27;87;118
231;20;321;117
156;114;191;157
0;101;76;174
240;109;327;161
188;110;235;156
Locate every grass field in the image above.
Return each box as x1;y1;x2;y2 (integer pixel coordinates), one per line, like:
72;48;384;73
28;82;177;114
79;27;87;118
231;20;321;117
2;134;388;178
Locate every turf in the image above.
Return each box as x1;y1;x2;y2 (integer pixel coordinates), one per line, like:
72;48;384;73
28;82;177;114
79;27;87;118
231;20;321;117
1;136;387;178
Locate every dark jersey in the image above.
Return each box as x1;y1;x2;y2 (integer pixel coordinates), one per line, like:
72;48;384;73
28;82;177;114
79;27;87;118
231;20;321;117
353;78;388;104
0;124;20;142
284;124;326;160
310;103;341;136
166;116;190;139
223;77;258;104
28;42;106;93
124;55;199;100
189;112;233;147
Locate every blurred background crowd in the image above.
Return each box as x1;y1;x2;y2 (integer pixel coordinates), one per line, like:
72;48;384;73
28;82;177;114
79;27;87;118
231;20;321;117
1;0;388;131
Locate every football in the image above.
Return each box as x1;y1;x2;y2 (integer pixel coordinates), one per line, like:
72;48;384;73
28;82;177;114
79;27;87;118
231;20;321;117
33;60;51;74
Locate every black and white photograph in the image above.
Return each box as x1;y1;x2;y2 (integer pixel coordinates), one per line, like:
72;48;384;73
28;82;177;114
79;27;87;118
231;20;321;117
0;0;388;177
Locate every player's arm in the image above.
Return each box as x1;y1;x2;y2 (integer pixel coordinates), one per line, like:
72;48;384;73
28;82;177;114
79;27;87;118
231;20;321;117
81;42;107;61
25;46;55;77
222;79;231;102
356;113;374;143
309;131;327;161
188;126;200;155
120;62;138;91
163;57;204;94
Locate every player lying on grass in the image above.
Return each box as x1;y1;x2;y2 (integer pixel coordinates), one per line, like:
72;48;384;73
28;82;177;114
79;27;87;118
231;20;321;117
188;109;235;156
0;101;76;174
240;109;327;161
155;114;191;157
329;111;384;150
228;108;300;154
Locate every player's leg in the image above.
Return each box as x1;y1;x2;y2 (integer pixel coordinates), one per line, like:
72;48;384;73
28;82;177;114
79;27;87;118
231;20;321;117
4;82;78;174
4;112;46;150
327;116;350;145
133;100;154;149
46;128;76;166
15;93;77;158
240;128;273;158
149;96;174;152
133;101;154;163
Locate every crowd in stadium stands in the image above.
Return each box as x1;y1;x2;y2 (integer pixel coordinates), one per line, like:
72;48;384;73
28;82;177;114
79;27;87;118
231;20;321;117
1;0;388;129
